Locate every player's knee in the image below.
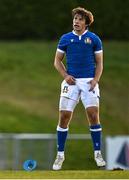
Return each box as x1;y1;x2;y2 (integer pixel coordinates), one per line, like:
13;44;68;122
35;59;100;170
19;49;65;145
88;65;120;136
87;107;99;124
59;111;71;128
60;112;71;121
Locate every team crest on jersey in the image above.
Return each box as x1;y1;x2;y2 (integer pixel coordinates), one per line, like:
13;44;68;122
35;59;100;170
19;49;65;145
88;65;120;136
84;37;92;44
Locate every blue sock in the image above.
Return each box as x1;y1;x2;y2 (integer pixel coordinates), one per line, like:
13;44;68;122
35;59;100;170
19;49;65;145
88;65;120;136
90;124;102;151
57;126;68;152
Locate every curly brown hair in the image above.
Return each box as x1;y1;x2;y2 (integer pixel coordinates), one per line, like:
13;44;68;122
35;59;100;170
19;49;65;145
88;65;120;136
72;7;94;26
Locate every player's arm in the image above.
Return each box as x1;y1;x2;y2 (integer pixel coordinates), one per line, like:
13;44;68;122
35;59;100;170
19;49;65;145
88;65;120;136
54;50;67;78
94;51;103;82
89;51;103;91
54;50;75;85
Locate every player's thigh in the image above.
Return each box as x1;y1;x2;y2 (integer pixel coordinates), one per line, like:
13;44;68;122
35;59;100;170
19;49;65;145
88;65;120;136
59;96;78;112
81;83;100;108
60;80;80;102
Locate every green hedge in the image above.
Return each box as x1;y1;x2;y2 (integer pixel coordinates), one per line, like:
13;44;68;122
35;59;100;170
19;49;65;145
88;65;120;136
0;0;128;40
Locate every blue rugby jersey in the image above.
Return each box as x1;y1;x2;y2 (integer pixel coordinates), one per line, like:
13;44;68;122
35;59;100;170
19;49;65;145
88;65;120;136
57;30;103;78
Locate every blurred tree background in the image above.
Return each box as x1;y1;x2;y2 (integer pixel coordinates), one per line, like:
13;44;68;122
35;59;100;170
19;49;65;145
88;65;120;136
0;0;129;40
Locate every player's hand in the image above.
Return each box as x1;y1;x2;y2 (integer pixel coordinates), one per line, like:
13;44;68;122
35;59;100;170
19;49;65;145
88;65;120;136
64;75;76;85
88;79;98;91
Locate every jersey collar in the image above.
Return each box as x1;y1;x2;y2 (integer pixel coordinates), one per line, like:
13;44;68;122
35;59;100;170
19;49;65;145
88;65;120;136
72;29;88;36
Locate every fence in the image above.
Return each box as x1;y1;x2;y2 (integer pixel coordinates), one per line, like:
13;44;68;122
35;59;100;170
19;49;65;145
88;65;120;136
0;133;91;170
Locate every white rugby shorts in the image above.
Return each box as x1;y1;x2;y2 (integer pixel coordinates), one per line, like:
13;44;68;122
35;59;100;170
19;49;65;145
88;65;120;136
59;78;100;111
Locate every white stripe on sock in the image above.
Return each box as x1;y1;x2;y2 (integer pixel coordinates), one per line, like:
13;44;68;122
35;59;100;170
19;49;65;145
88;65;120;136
90;128;102;132
57;125;68;132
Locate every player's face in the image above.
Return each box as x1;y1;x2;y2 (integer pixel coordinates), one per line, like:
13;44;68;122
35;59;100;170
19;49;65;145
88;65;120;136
73;14;86;34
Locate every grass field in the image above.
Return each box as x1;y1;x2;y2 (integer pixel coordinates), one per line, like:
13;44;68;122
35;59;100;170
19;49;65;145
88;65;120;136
0;40;128;171
0;40;128;134
0;170;129;179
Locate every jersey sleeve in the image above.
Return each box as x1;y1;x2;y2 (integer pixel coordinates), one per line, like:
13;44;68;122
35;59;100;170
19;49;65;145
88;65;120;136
94;35;103;54
57;35;67;53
